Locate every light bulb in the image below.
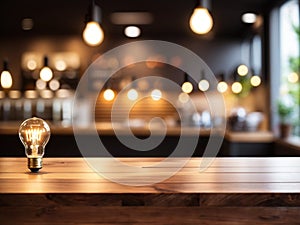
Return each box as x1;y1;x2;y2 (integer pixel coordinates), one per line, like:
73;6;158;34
0;70;13;89
27;59;37;70
83;21;104;46
151;89;162;101
198;79;210;91
40;66;53;82
124;26;141;38
217;81;228;93
189;7;213;34
241;13;257;24
250;75;261;87
19;117;51;172
181;81;193;93
178;92;189;104
127;88;138;101
237;64;248;76
49;79;60;91
36;79;47;90
288;72;299;83
231;82;243;94
103;88;115;101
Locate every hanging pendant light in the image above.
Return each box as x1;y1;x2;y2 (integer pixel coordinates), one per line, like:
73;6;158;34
189;0;213;34
103;79;115;101
39;56;53;82
250;75;261;87
181;73;193;94
231;81;243;94
127;77;139;101
83;0;104;46
0;60;13;89
217;74;228;93
198;70;210;92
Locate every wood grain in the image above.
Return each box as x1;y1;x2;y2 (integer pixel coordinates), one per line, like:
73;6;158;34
2;157;300;193
2;157;300;224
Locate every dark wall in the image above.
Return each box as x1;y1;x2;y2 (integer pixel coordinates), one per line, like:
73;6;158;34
0;35;242;90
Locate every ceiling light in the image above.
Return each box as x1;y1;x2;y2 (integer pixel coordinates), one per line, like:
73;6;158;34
40;56;53;82
237;64;248;76
217;81;228;93
110;12;153;25
49;79;60;91
127;88;138;101
198;79;210;91
83;1;104;46
242;13;257;24
250;75;261;87
189;0;213;34
55;60;67;71
151;89;162;101
27;59;37;71
181;73;193;94
124;26;141;38
178;93;190;104
21;18;34;30
1;60;13;89
103;89;115;101
36;79;47;90
182;82;193;94
231;82;243;94
288;72;299;83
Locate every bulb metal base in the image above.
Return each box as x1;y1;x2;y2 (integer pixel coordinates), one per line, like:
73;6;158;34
28;158;42;172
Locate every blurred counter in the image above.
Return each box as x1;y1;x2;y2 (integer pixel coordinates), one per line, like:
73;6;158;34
0;121;273;142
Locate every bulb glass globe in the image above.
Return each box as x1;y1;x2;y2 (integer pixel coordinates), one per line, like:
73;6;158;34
189;7;213;34
231;82;243;94
83;21;104;46
127;88;138;101
103;89;115;101
250;75;261;87
237;64;248;76
178;92;190;104
198;79;210;91
40;66;53;82
181;81;193;93
288;72;299;83
0;70;13;88
19;117;51;172
217;81;228;93
151;89;162;101
124;26;141;38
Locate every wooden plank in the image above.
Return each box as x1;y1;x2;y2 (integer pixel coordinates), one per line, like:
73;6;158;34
2;172;300;183
3;157;300;169
2;158;300;193
2;157;300;224
1;206;300;225
0;171;300;183
2;193;300;207
2;181;300;194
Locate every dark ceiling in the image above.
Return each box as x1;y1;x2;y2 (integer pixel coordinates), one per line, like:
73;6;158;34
0;0;284;39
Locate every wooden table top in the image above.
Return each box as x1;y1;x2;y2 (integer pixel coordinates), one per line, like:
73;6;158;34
1;157;300;194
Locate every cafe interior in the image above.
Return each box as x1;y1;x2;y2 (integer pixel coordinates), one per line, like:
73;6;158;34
0;0;300;224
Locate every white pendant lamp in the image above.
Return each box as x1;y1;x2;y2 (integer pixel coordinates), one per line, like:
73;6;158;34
189;0;213;34
83;0;104;46
181;73;193;94
0;60;13;89
39;56;53;82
